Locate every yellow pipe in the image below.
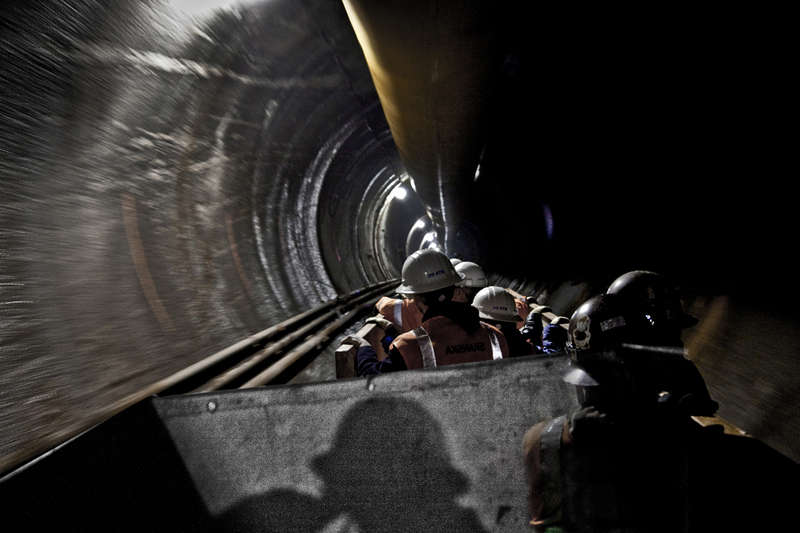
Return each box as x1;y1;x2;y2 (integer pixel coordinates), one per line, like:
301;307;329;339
342;0;498;249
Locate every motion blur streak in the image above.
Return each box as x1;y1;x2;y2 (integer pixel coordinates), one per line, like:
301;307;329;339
122;193;176;333
0;0;406;472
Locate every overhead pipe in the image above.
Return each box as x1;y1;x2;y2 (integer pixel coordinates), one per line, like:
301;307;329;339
342;0;500;256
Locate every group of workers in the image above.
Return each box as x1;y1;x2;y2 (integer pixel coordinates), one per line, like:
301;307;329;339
345;248;546;374
342;248;725;531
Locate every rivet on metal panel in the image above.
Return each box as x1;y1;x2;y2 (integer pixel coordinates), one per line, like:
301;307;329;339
207;400;218;413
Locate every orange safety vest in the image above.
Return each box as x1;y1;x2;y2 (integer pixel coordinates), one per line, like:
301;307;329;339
390;315;509;369
375;296;423;333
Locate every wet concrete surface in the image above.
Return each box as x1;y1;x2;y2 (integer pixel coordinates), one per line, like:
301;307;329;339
1;0;798;475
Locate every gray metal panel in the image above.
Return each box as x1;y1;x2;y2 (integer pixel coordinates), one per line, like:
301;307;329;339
154;354;578;532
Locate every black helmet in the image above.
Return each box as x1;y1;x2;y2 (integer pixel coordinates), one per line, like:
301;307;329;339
607;270;697;337
564;294;636;410
567;294;629;357
568;290;717;417
520;306;549;343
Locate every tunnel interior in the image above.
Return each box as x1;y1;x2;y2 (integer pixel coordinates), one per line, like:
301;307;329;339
1;0;797;474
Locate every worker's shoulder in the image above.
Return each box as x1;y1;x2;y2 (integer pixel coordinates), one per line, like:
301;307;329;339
375;296;398;309
481;322;503;335
390;329;418;351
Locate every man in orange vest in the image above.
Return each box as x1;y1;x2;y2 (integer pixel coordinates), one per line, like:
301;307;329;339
349;249;509;374
367;258;485;352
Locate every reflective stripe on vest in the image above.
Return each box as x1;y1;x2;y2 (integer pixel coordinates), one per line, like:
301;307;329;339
394;300;403;328
539;415;566;523
413;327;437;369
488;330;502;360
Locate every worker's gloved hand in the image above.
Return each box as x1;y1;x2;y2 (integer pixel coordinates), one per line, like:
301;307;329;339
365;316;399;346
342;335;372;349
569;406;613;444
365;316;393;330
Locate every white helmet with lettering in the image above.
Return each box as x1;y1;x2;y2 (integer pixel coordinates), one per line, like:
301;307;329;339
396;249;463;295
455;261;488;288
472;286;518;323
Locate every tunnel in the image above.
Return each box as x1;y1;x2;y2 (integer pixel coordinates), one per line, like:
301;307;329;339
1;0;798;481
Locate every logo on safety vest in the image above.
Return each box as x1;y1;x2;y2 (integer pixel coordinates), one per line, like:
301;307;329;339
446;342;485;354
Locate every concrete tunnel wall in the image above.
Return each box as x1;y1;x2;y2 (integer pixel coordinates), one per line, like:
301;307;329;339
1;0;798;474
0;0;420;472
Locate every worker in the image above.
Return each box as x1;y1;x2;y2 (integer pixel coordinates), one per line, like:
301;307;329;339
605;269;715;416
519;305;551;353
472;286;533;357
541;315;569;354
606;269;697;347
522;292;718;531
348;249;509;374
365;259;482;353
366;257;485;346
451;261;488;303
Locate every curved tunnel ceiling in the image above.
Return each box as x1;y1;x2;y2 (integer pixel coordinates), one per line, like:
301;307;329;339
342;0;502;256
0;0;797;470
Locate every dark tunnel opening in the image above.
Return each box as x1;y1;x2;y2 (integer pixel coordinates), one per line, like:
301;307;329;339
1;0;798;475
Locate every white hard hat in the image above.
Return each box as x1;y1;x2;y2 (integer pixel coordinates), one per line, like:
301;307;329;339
449;258;462;266
472;286;518;323
455;261;488;288
396;249;463;295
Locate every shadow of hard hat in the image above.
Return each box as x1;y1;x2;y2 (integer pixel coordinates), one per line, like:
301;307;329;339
310;397;469;494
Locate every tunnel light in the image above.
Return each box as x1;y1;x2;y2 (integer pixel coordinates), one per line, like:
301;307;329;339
390;185;408;201
413;219;427;230
421;231;437;245
420;232;443;252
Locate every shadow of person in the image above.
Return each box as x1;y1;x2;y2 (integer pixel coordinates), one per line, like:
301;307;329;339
215;397;488;533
